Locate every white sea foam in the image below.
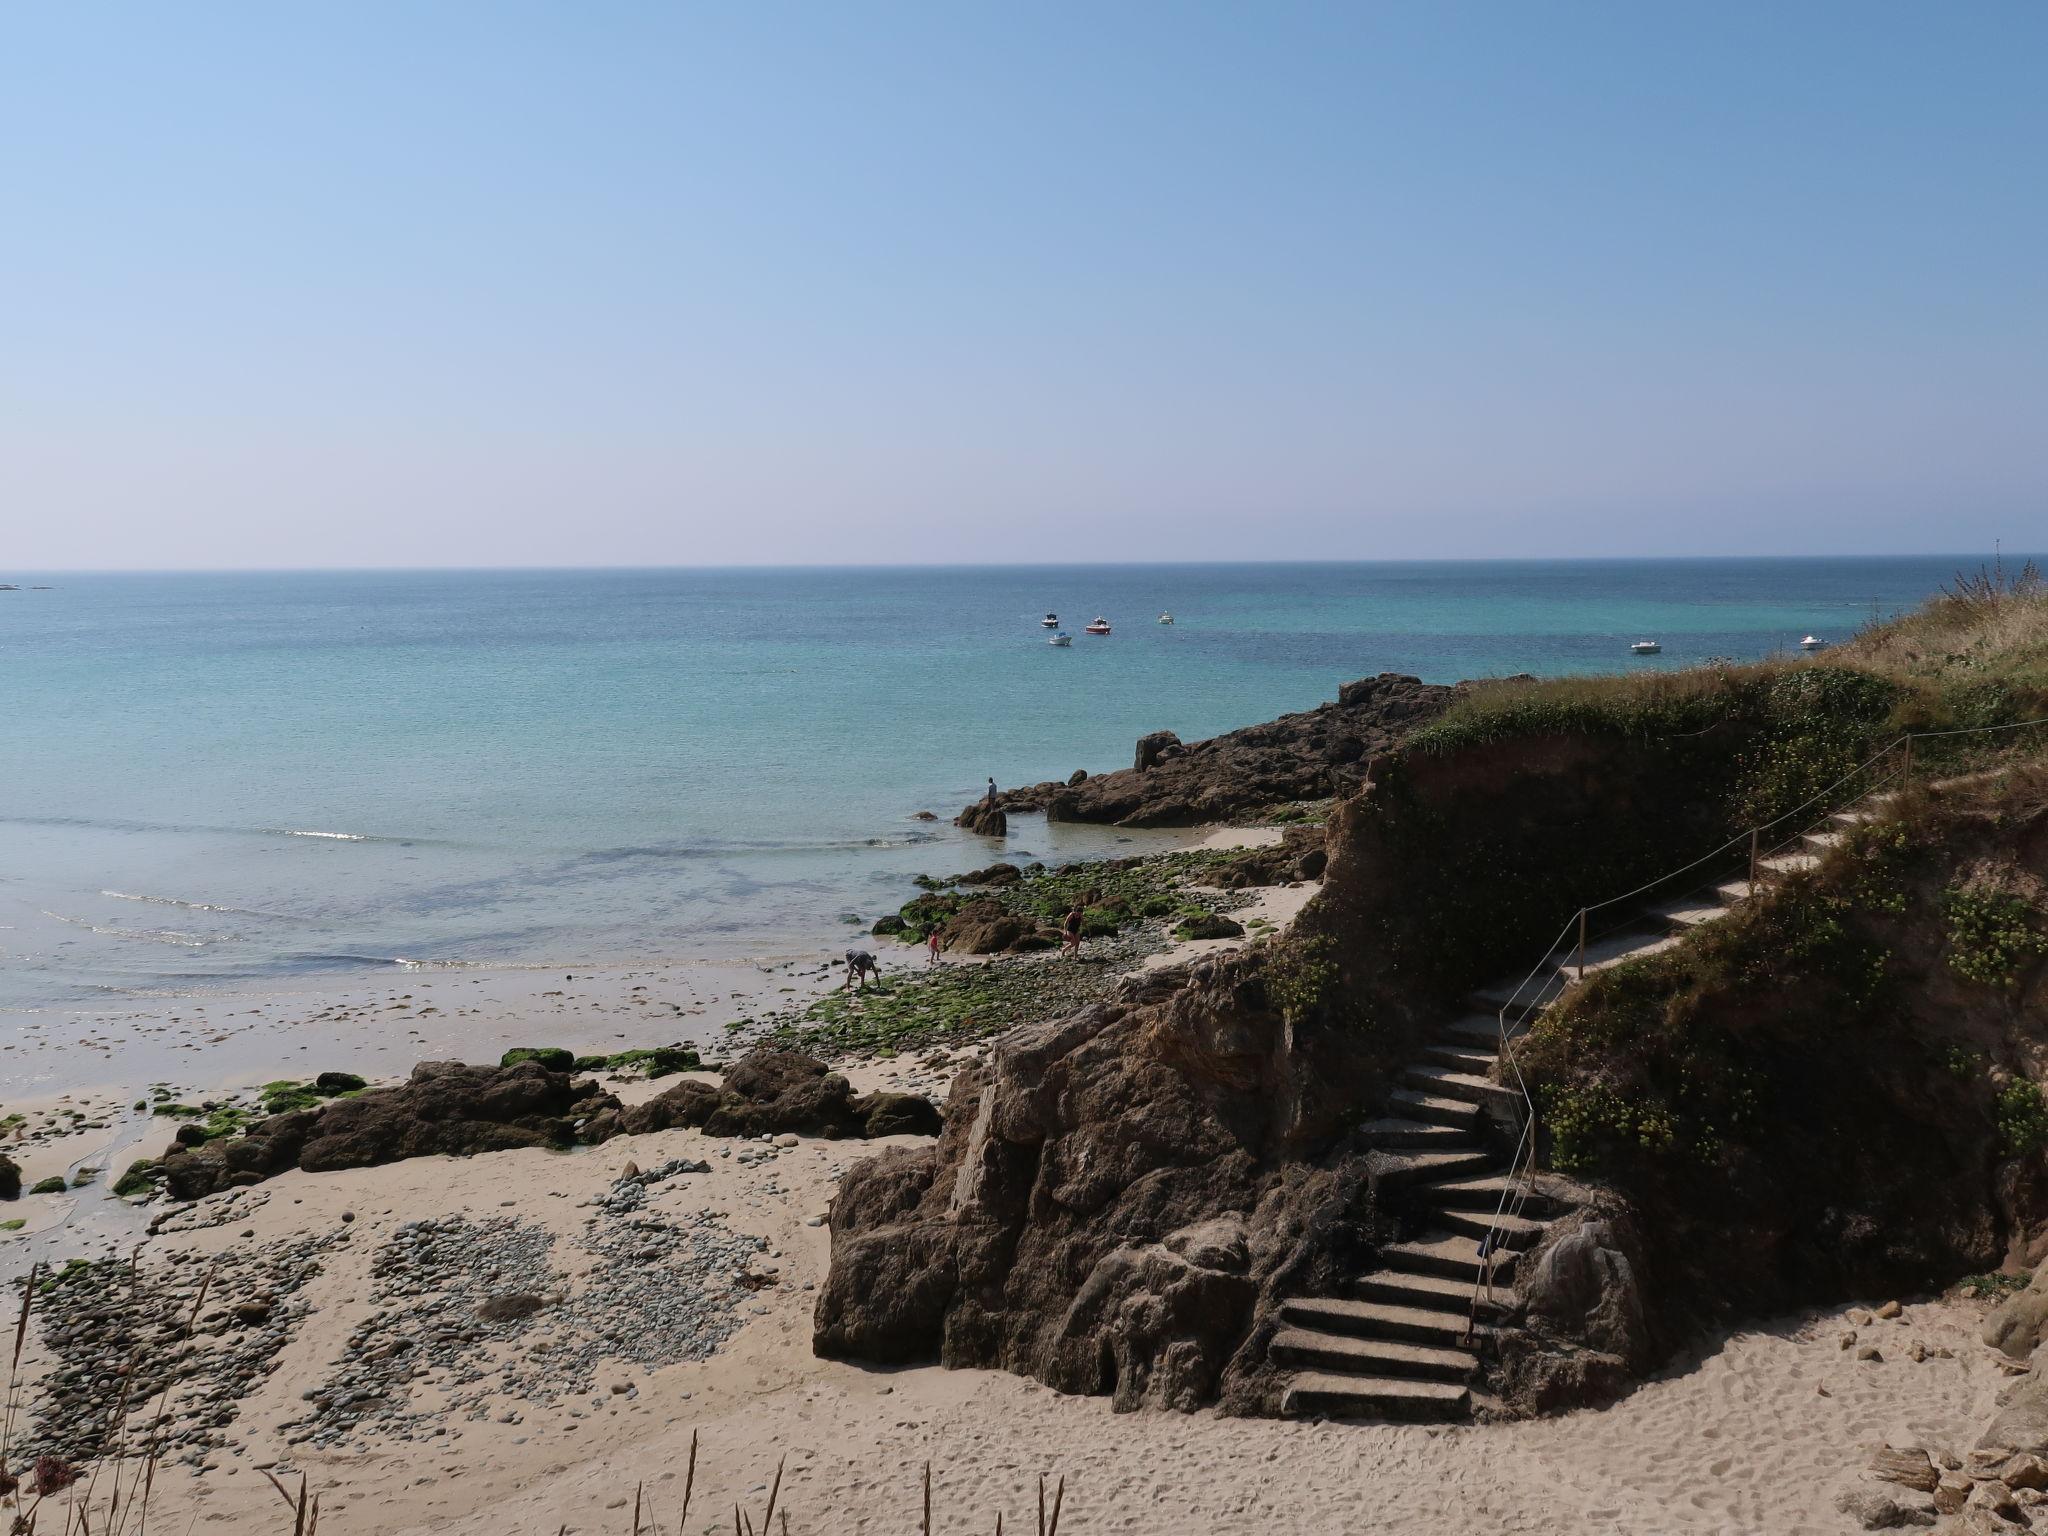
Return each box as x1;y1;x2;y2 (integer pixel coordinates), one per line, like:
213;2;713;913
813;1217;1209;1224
272;829;367;841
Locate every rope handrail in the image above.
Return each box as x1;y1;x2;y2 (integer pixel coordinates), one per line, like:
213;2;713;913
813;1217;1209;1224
1465;712;2048;1330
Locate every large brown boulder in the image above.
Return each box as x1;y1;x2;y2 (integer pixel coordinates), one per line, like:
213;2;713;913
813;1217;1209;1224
813;952;1403;1414
1985;1268;2048;1360
935;899;1046;955
955;803;1007;837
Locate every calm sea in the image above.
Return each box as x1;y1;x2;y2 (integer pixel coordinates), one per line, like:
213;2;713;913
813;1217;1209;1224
0;558;2015;1012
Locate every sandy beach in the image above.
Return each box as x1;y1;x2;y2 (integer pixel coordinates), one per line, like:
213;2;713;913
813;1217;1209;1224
15;1095;2011;1535
4;819;2010;1534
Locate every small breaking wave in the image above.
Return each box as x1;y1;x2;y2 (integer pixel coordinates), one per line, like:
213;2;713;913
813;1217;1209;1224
270;829;367;842
41;911;210;947
101;890;281;919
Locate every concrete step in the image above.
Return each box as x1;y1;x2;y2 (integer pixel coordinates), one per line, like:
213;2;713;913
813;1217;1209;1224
1569;931;1683;979
1269;1326;1476;1383
1358;1117;1475;1150
1281;1371;1470;1421
1278;1295;1484;1348
1386;1087;1481;1130
1420;1042;1497;1075
1375;1148;1498;1188
1383;1232;1519;1283
1643;895;1727;931
1713;878;1762;904
1831;810;1874;828
1439;1012;1524;1048
1802;828;1846;851
1354;1266;1519;1315
1759;850;1820;876
1468;973;1564;1011
1435;1206;1551;1249
1400;1064;1521;1113
1418;1172;1559;1215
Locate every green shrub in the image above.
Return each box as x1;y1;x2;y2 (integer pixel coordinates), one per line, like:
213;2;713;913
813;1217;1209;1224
1943;887;2048;987
1268;935;1339;1027
1999;1080;2048;1157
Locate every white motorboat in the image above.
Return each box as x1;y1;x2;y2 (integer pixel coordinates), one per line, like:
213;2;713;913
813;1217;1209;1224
1048;631;1072;646
1800;634;1826;650
1157;612;1174;625
1629;640;1662;655
1041;612;1060;628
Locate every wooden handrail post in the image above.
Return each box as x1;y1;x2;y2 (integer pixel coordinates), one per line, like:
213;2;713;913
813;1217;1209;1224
1575;908;1587;980
1748;827;1759;895
1902;734;1913;783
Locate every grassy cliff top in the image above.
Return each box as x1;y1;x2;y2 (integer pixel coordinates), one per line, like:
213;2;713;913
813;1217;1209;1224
1412;564;2048;759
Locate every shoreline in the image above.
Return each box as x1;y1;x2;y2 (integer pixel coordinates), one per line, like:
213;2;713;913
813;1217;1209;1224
0;823;1286;1284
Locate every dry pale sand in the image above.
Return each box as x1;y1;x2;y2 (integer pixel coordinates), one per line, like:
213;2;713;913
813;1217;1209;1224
62;1109;2010;1536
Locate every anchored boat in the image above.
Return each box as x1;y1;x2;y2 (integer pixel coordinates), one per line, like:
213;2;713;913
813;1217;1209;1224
1041;612;1060;628
1629;640;1662;655
1084;617;1112;635
1800;634;1826;650
1048;630;1072;646
1157;612;1174;625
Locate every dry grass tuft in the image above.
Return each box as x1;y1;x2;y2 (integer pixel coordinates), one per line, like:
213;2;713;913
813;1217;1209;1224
1838;561;2048;687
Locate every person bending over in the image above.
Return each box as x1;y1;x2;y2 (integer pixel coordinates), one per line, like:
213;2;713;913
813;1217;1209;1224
843;948;880;990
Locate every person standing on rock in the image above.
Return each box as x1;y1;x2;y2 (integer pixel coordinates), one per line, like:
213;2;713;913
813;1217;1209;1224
1061;903;1085;960
984;776;998;804
843;948;880;990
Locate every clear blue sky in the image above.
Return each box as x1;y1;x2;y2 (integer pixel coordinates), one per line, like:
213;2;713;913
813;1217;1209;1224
3;2;2043;568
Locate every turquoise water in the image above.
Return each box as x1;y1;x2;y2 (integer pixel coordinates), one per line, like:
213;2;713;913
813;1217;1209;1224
0;558;2013;1011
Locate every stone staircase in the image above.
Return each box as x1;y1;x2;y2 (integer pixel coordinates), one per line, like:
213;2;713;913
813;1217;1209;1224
1273;810;1868;1421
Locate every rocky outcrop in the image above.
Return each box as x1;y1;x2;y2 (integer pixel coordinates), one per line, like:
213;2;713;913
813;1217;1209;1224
154;1051;943;1201
814;954;1404;1414
991;674;1455;827
955;803;1007;837
157;1060;619;1199
591;1051;942;1142
1494;1207;1657;1414
933;898;1056;955
1203;824;1327;888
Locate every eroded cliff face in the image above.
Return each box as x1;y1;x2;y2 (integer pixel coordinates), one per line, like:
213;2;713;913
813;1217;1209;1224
812;956;1398;1413
1301;727;1746;1020
1514;773;2048;1359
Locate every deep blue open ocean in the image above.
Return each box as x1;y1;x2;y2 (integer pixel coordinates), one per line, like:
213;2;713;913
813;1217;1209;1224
0;558;2021;1013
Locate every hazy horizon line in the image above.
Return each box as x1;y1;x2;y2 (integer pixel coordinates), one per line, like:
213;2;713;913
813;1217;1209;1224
6;550;2040;578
